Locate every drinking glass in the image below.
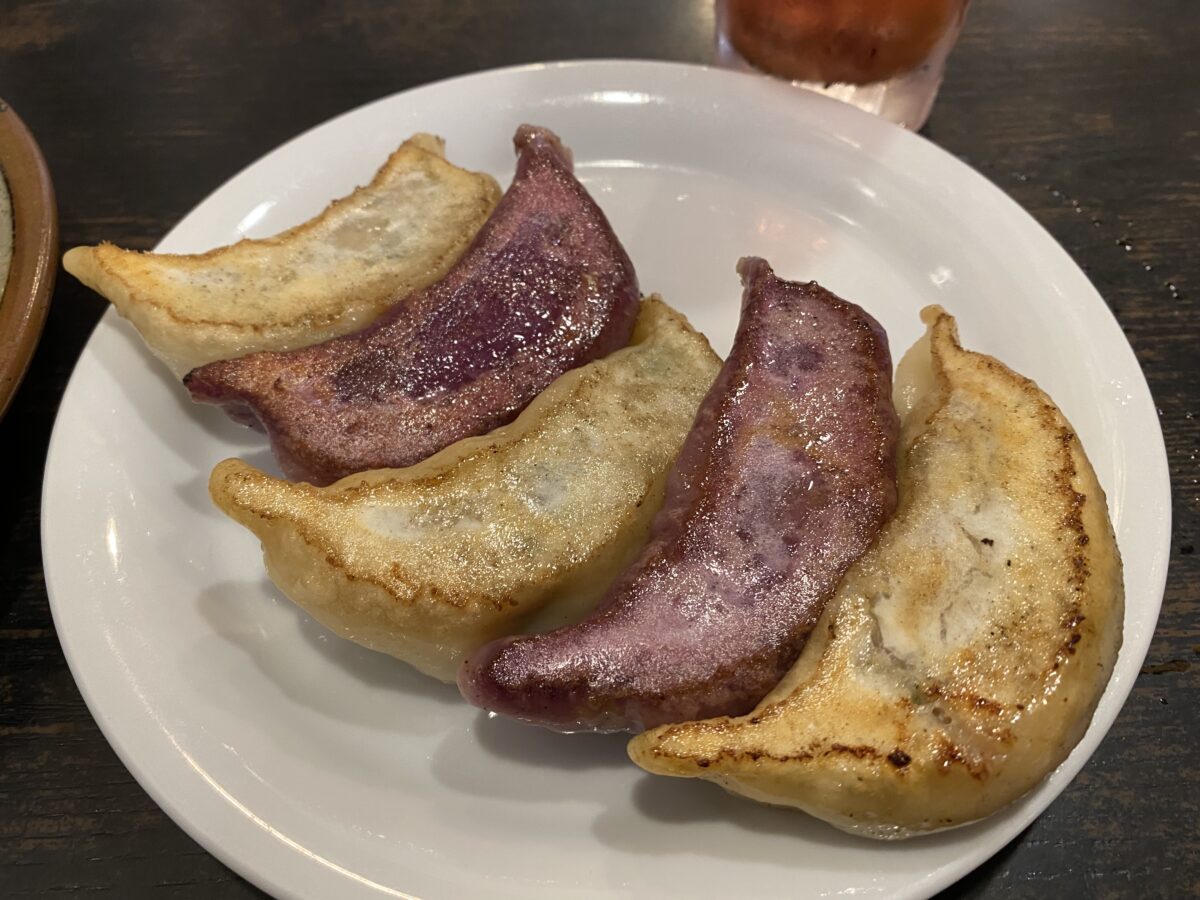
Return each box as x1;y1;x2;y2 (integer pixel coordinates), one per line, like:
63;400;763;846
715;0;971;129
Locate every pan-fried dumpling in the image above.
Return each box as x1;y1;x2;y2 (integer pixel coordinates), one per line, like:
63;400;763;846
63;134;501;376
629;306;1124;838
209;297;720;681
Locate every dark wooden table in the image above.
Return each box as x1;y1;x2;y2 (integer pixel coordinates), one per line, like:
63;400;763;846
2;1;1196;897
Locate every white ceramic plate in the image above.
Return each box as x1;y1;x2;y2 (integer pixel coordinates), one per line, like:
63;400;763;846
43;61;1169;900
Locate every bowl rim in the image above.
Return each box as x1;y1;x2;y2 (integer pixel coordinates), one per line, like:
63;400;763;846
0;98;57;420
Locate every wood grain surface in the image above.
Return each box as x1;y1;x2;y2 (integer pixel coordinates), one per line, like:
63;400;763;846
1;0;1196;897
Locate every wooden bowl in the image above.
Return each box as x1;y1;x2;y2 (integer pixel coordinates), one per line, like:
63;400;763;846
0;99;56;420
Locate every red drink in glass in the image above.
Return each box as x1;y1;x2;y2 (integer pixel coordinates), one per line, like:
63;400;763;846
716;0;970;129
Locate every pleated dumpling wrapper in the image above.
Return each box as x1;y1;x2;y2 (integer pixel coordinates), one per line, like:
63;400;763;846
629;306;1124;839
63;134;501;377
209;297;721;681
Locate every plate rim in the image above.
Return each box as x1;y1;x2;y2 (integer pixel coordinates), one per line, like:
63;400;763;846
42;58;1170;900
